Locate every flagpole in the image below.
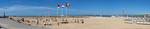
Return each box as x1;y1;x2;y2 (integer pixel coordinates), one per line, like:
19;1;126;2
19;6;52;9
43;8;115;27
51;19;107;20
3;8;7;18
122;8;125;17
56;6;59;23
65;3;67;17
96;9;98;17
48;10;50;16
59;2;64;21
65;2;67;17
100;8;103;17
66;1;71;17
4;8;5;17
122;8;128;18
65;1;70;18
68;7;70;16
65;4;68;17
144;8;147;18
61;7;63;16
56;2;61;26
65;0;72;22
57;7;58;16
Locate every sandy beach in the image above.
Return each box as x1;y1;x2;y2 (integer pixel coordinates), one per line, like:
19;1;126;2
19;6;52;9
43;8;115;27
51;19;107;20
50;17;150;29
5;16;150;29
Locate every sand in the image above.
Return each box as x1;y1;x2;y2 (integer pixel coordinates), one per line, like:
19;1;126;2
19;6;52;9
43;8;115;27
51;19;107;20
0;18;51;29
7;16;150;29
51;17;150;29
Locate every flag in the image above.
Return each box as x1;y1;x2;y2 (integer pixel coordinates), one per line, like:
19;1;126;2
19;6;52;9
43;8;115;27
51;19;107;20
57;2;61;8
57;2;71;8
65;2;71;8
61;4;65;8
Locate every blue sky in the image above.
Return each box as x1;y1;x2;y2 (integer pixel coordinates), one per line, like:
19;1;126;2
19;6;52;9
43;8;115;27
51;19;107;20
0;0;150;16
